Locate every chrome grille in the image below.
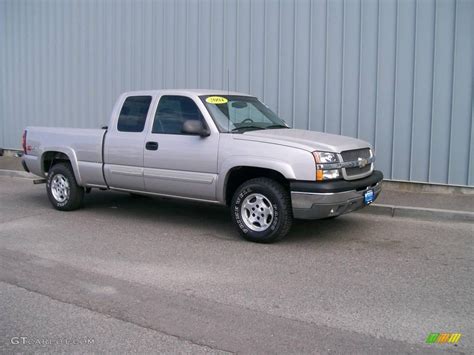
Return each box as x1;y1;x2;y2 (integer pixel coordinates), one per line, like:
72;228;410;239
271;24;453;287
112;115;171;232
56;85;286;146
340;148;373;180
346;164;371;176
341;148;371;162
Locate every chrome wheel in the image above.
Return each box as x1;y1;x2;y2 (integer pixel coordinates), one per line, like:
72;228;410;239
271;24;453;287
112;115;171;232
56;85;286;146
241;193;274;232
50;174;70;203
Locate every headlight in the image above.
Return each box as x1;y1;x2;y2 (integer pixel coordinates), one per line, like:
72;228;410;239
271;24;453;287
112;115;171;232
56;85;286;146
312;151;341;181
313;151;338;164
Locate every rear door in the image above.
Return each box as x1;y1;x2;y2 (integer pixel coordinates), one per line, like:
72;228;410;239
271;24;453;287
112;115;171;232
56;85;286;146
143;95;219;201
104;95;153;191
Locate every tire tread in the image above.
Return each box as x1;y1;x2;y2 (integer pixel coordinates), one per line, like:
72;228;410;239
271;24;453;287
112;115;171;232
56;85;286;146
46;162;84;211
231;177;293;243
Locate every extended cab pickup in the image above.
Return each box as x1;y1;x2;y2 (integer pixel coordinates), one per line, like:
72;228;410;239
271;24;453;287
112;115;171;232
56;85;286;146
22;89;383;243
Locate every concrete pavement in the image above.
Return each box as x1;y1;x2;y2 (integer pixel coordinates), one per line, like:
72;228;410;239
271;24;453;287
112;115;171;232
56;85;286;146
358;185;474;222
0;155;23;171
0;175;472;353
375;188;474;213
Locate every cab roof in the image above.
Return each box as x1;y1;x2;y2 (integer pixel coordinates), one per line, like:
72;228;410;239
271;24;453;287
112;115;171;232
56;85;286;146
122;89;253;97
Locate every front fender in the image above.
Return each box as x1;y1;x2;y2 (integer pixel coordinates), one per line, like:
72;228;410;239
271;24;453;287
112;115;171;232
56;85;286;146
216;157;297;203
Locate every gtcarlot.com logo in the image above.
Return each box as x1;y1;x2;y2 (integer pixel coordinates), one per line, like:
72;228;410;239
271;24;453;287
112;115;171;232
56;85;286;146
10;336;95;346
426;333;462;344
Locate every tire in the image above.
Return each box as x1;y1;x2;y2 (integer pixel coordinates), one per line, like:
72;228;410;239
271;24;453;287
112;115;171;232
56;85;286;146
231;177;293;243
46;162;84;211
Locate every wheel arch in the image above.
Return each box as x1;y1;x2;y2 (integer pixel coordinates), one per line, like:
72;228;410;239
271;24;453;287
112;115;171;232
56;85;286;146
41;148;82;185
221;165;291;206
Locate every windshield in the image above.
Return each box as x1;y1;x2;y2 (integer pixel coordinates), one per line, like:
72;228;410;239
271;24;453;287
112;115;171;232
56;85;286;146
200;95;289;133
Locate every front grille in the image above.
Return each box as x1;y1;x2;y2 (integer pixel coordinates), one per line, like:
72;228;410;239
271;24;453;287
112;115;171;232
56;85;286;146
346;164;371;176
341;148;371;162
340;148;372;179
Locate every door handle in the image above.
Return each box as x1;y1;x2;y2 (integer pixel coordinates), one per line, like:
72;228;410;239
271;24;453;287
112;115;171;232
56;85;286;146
145;141;159;151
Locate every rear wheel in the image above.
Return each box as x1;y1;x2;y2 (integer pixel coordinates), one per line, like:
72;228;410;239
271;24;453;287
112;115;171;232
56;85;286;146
231;178;292;243
46;162;84;211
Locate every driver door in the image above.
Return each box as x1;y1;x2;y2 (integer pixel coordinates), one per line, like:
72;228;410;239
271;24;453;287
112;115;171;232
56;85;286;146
143;95;219;201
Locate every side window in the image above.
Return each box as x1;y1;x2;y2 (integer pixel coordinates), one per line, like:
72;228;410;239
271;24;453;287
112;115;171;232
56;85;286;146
117;96;152;132
153;95;204;134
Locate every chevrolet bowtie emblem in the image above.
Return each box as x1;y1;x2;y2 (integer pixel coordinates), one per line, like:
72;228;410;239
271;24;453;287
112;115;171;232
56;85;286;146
357;157;368;168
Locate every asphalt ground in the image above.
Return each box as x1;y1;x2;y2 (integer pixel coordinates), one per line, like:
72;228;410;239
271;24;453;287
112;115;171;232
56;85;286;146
0;175;472;354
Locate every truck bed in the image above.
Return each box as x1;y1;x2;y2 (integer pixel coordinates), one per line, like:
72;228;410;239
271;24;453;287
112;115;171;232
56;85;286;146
23;127;106;187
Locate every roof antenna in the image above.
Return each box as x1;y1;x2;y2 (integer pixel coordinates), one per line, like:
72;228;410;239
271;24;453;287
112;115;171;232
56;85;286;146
227;68;230;133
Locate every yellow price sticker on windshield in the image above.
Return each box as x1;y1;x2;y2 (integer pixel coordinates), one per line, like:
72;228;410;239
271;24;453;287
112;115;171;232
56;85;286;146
206;96;228;104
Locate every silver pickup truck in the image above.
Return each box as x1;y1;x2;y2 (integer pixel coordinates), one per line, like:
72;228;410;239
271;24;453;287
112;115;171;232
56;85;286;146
22;89;383;243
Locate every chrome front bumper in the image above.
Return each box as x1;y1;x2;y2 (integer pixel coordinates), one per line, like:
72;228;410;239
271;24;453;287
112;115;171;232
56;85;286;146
290;171;383;220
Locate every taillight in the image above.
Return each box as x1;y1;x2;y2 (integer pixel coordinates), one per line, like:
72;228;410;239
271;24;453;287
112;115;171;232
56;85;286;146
22;130;27;154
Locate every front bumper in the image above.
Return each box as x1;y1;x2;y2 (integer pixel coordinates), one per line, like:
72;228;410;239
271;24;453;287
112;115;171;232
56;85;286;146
290;170;383;219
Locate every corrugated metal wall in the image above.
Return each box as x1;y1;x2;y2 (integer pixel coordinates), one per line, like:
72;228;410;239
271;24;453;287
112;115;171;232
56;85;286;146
1;0;473;186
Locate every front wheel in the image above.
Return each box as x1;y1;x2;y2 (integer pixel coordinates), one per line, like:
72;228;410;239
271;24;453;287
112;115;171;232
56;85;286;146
46;162;84;211
231;178;293;243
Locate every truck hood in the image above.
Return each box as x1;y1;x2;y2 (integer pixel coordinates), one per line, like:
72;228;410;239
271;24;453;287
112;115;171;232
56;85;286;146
235;128;371;153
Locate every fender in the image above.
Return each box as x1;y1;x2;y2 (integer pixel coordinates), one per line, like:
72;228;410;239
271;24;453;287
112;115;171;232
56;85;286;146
41;147;83;186
217;156;296;203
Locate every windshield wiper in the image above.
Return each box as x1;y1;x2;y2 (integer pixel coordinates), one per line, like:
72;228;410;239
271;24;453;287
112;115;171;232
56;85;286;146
230;124;289;133
265;124;289;129
231;126;265;132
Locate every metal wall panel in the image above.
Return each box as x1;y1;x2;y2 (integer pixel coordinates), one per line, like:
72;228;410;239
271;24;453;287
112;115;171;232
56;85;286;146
0;0;473;186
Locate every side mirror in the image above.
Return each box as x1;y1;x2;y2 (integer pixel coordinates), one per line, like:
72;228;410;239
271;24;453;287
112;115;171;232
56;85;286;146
182;120;210;137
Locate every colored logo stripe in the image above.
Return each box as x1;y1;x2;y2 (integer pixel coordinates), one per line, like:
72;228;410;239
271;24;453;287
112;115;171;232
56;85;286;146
426;333;462;344
426;333;439;344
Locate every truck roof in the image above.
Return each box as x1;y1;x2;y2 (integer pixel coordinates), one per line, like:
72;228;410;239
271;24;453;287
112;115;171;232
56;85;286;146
122;89;253;97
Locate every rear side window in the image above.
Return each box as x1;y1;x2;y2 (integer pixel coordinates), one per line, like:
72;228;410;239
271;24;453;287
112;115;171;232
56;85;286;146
117;96;152;132
152;96;204;134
